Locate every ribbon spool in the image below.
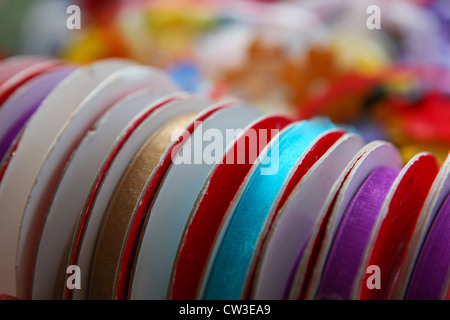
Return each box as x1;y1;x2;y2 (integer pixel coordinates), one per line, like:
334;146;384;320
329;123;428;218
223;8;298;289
129;105;263;300
0;58;137;299
0;59;64;107
0;57;52;84
20;64;176;300
357;153;439;300
32;90;182;300
0;55;447;301
67;96;212;300
0;67;75;163
315;166;401;300
199;119;342;300
112;102;241;300
405;193;450;300
0;60;135;184
305;143;405;299
169;114;293;300
403;152;450;300
88;111;200;299
288;141;404;300
394;151;450;299
251;132;364;300
242;129;350;299
87;101;237;300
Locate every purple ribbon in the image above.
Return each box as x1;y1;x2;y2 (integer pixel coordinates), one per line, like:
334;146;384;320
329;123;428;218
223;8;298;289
0;68;73;162
315;167;400;300
405;194;450;300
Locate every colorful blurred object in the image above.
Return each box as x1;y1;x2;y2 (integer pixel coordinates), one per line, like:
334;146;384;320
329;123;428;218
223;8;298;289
0;0;448;163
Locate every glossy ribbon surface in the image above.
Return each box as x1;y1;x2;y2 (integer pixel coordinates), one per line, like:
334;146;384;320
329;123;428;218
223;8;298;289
202;118;338;299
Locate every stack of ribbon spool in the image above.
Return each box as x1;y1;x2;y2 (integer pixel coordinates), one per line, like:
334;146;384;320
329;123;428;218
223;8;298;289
0;56;448;300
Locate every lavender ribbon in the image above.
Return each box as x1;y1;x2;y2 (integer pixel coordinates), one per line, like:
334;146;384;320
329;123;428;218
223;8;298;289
0;68;73;162
315;167;400;300
406;194;450;300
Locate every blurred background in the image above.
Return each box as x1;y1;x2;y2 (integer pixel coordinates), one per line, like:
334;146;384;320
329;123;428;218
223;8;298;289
0;0;449;163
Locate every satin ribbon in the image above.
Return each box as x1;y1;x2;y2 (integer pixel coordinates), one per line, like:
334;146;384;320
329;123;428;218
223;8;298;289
289;141;403;300
0;59;137;299
168;114;292;300
20;65;177;300
244;129;346;299
0;68;74;163
358;153;439;300
66;96;204;300
116;103;238;300
32;92;179;300
0;60;63;107
406;194;450;300
129;105;263;300
88;111;198;299
0;57;52;84
316;167;400;300
88;102;234;300
201;118;339;300
250;132;362;300
270;130;345;215
391;151;450;299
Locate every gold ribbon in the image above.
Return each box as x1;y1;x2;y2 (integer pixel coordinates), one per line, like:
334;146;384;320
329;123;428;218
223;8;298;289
88;112;197;299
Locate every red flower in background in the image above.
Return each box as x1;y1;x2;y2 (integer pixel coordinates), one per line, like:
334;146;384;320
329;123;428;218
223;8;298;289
391;92;450;144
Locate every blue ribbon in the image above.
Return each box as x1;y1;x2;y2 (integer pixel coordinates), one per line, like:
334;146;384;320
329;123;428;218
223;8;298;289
202;117;340;299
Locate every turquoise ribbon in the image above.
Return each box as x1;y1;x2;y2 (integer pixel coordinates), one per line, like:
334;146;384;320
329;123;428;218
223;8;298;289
202;118;340;299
